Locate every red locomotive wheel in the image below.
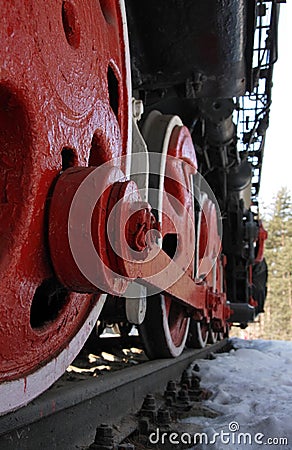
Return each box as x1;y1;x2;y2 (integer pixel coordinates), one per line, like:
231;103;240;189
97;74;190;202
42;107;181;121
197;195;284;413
0;0;131;413
139;294;190;358
188;194;222;348
187;320;209;349
208;328;218;344
139;112;197;358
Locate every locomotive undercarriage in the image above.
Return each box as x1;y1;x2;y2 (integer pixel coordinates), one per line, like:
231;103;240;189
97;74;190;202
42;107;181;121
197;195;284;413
0;0;278;414
126;0;275;326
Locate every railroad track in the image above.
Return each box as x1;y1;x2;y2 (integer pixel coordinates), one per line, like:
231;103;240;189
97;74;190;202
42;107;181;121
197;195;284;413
0;339;231;450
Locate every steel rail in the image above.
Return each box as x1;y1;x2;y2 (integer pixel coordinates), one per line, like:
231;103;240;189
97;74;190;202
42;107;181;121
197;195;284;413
0;340;230;450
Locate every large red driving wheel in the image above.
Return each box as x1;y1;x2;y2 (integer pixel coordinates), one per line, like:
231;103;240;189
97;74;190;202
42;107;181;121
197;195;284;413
139;112;197;358
0;0;130;413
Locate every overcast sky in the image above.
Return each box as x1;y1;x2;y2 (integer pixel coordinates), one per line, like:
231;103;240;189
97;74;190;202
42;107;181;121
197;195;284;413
259;1;292;207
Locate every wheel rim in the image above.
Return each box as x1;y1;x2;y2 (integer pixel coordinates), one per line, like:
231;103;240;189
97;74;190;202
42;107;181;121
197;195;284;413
139;112;197;358
192;193;223;347
216;331;225;341
187;320;209;349
0;0;130;413
208;328;218;344
164;297;189;347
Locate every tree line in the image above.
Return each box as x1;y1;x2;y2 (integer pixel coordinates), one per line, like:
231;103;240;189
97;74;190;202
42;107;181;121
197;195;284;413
231;186;292;340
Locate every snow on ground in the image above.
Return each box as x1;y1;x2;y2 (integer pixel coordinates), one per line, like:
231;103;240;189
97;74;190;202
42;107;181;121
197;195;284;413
183;338;292;449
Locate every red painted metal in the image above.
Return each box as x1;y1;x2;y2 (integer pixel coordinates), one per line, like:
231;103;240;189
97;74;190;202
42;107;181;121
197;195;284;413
138;121;198;357
49;165;126;294
125;245;206;310
125;204;158;253
198;197;220;281
248;220;268;309
49;165;156;294
0;0;129;382
107;180;158;274
161;126;197;285
123;126;228;328
255;220;268;263
196;196;228;330
163;296;189;347
50;121;206;360
0;0;231;389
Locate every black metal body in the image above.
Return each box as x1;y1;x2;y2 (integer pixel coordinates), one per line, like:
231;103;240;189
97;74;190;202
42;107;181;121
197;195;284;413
126;0;251;97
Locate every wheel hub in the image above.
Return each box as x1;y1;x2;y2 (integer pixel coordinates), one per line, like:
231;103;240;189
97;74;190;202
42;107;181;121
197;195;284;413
49;164;156;295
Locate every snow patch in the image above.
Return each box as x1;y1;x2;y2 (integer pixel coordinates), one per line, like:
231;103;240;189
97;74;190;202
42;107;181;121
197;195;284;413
186;339;292;449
